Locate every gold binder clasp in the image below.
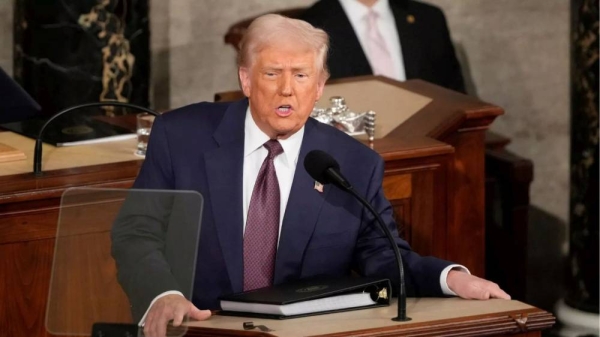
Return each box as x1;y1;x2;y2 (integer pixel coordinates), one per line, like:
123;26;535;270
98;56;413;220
377;287;388;301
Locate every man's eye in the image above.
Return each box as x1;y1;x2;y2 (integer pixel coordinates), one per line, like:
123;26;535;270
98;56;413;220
265;72;276;77
296;73;307;79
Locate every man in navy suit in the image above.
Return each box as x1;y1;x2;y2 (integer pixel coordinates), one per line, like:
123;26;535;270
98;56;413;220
112;14;508;337
300;0;466;93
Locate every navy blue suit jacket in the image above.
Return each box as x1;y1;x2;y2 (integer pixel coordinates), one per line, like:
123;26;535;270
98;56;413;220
113;99;452;321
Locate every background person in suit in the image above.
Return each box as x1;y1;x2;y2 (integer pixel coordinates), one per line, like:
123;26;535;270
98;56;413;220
300;0;466;93
112;14;508;337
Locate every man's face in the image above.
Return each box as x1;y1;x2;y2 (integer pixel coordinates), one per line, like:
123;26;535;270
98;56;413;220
239;42;325;139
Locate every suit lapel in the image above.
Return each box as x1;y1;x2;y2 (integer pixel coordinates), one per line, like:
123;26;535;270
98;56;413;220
324;0;373;76
391;0;422;80
274;119;333;284
204;99;247;293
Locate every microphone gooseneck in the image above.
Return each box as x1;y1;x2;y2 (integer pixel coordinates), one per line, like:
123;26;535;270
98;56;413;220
304;150;411;322
33;102;159;176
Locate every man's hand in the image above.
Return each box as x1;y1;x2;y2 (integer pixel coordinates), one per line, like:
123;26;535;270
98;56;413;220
144;294;211;337
446;270;511;300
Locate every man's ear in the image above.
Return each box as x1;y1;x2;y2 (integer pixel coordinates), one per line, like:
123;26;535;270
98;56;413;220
239;67;252;97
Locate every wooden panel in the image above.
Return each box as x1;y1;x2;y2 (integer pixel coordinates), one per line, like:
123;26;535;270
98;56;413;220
184;298;554;337
0;179;136;245
496;333;541;337
0;169;138;337
0;207;59;244
383;153;451;261
46;231;132;334
0;240;54;337
382;174;411;200
410;170;437;257
444;129;486;277
0;161;140;196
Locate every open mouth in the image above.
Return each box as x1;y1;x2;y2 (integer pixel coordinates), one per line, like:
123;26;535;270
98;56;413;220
276;105;293;116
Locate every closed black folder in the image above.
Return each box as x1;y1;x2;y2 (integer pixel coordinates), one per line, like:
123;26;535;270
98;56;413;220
219;277;390;319
1;116;134;147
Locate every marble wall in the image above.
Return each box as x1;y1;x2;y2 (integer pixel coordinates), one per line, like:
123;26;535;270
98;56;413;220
0;1;13;74
13;0;150;114
0;1;571;225
429;0;571;225
148;0;316;110
565;0;598;314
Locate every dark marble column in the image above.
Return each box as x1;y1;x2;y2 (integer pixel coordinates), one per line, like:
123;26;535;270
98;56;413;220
13;0;150;116
566;0;599;315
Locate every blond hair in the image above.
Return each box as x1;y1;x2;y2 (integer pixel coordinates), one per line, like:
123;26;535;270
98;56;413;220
238;14;330;81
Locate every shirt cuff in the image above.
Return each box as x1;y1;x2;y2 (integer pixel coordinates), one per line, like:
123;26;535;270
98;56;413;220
138;290;184;326
440;264;470;296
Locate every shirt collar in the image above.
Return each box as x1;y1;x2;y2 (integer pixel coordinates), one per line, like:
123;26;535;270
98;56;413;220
243;107;304;166
338;0;392;23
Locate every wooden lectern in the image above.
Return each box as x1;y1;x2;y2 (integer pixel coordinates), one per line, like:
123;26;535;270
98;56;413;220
0;77;524;337
186;298;554;337
39;190;554;337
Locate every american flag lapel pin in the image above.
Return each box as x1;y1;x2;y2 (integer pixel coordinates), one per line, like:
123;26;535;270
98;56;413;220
314;181;324;193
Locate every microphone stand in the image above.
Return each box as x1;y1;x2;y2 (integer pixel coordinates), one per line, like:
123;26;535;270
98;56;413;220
33;102;158;176
325;167;411;321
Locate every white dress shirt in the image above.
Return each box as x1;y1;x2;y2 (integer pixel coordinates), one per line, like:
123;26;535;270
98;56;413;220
338;0;406;81
242;108;303;237
139;108;467;325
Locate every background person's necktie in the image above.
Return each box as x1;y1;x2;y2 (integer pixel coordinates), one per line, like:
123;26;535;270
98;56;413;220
365;10;395;79
243;139;284;291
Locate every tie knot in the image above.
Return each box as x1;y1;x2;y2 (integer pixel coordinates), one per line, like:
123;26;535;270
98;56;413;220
366;10;379;23
264;140;283;159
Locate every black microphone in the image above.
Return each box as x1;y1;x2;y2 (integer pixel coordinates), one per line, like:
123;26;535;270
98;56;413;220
304;150;411;322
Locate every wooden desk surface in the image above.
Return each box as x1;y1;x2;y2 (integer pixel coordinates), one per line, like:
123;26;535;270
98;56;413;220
0;131;140;176
186;298;554;337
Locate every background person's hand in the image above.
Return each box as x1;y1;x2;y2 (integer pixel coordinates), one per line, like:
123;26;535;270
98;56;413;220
144;294;211;337
447;270;511;300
